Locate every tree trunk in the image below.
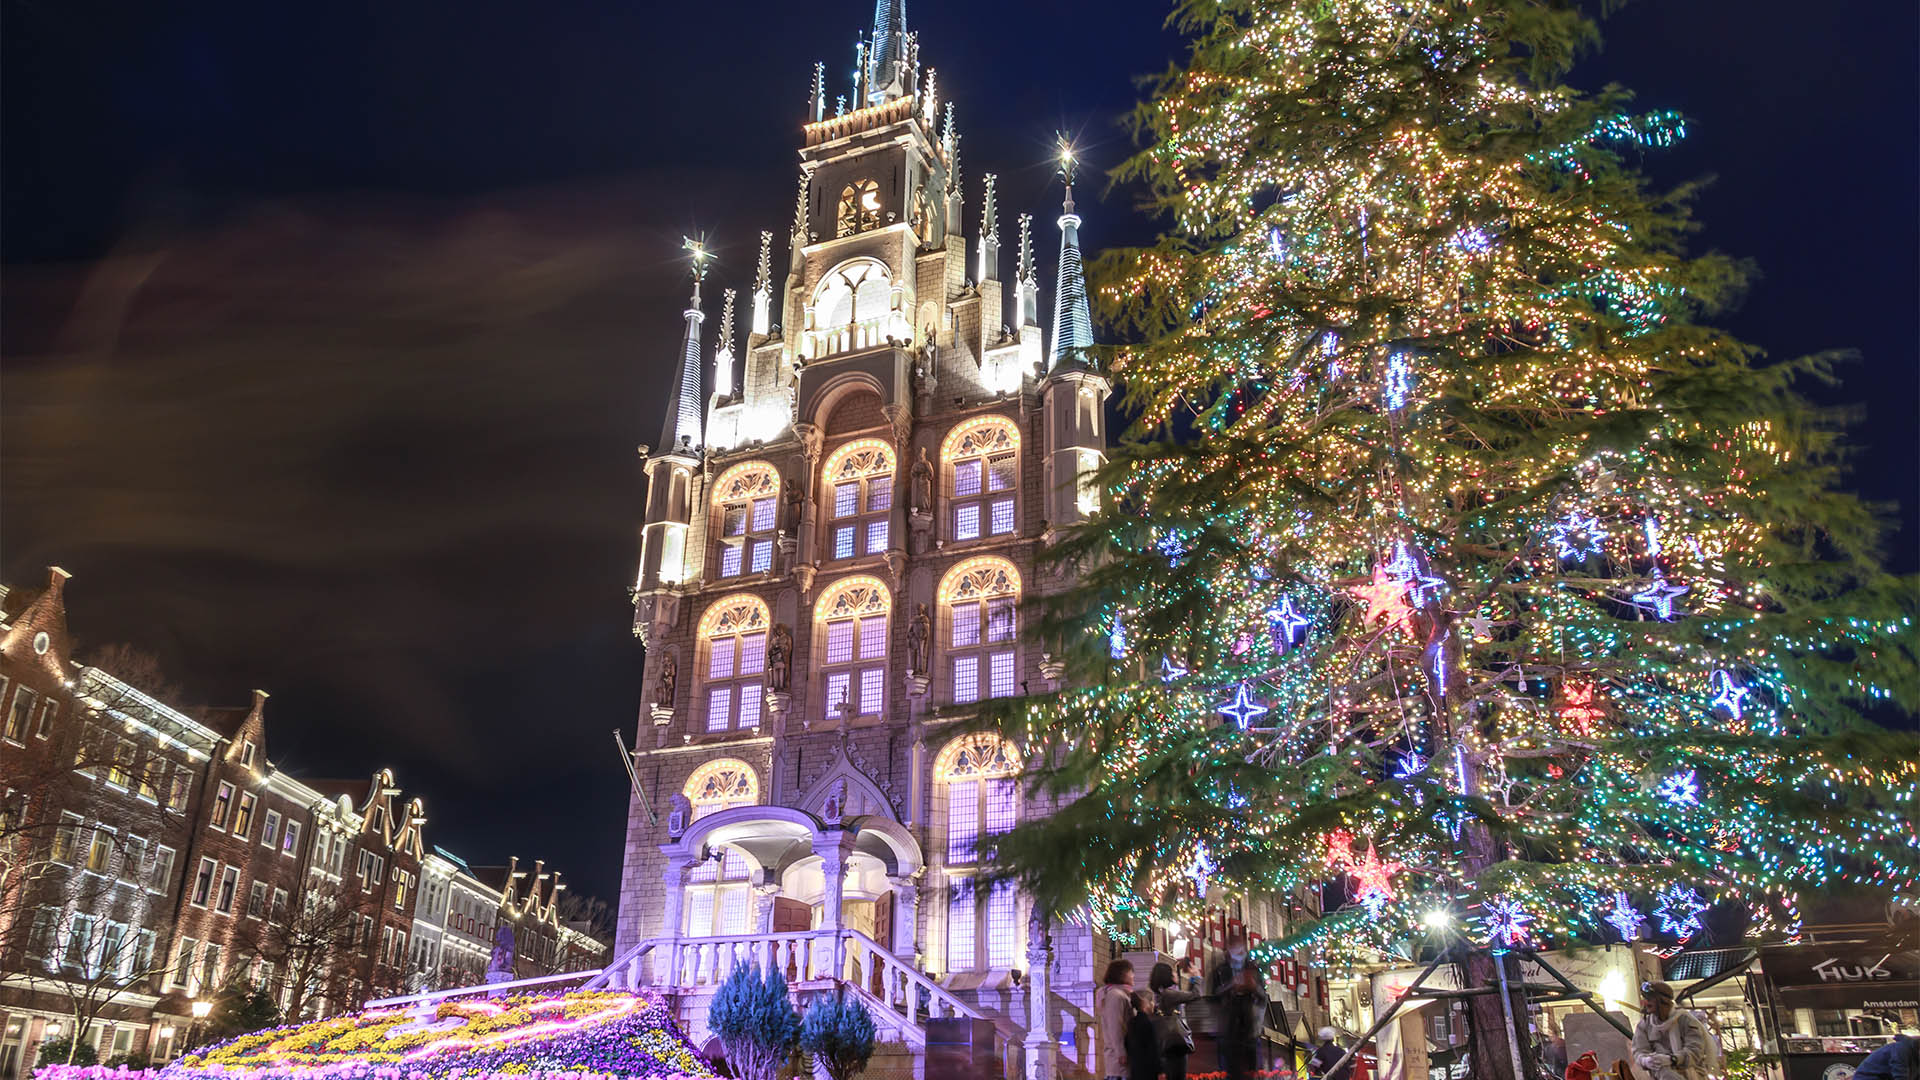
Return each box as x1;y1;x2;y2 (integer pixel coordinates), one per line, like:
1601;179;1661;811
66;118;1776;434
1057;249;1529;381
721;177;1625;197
1462;949;1530;1080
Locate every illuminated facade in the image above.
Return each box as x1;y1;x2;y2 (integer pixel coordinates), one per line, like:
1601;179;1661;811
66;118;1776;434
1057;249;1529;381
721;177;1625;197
615;4;1113;1073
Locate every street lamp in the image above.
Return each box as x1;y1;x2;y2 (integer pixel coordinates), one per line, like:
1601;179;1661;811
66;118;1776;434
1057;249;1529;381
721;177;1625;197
187;999;212;1050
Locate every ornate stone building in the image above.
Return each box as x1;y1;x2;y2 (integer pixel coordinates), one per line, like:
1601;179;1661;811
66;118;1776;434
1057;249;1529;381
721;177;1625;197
612;2;1112;1073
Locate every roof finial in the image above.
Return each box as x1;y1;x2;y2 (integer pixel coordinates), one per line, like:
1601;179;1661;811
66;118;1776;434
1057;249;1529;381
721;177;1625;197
1017;212;1039;327
978;173;1000;283
853;33;867;108
752;230;776;338
921;67;937;124
714;288;738;399
793;172;810;239
656;238;711;454
1050;140;1094;371
809;61;826;123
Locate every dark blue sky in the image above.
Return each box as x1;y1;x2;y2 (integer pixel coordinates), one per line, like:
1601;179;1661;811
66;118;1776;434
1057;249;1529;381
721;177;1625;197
4;0;1914;905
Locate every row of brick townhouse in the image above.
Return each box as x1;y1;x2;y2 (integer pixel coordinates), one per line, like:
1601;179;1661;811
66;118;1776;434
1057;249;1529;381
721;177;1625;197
0;569;607;1074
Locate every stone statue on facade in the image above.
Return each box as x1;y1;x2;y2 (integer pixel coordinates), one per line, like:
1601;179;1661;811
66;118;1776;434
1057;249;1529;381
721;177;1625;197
910;447;935;515
767;623;794;692
667;793;692;840
907;603;932;674
822;778;847;827
652;650;676;710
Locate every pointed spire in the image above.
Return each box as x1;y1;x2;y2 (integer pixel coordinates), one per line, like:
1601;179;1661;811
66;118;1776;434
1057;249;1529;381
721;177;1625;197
713;288;737;399
1017;212;1039;327
868;0;909;102
978;173;1000;283
921;67;938;124
1050;137;1094;370
809;61;826;123
853;33;867;107
658;239;711;455
751;230;775;338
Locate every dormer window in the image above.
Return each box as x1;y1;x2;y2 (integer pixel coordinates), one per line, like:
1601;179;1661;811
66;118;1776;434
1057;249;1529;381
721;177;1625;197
838;179;882;237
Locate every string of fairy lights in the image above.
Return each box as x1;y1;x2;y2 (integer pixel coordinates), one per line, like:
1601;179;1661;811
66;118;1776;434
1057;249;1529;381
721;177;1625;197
992;0;1919;973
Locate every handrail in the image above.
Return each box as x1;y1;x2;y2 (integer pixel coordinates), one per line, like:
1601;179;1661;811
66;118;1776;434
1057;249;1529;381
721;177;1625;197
365;968;598;1009
840;928;985;1020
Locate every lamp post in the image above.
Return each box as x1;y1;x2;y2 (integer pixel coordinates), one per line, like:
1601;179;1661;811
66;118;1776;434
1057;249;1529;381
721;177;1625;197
187;998;212;1050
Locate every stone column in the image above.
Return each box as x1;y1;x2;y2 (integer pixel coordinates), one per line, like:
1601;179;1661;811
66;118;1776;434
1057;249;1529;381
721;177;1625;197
812;833;854;981
752;871;781;935
1024;912;1054;1080
887;873;921;963
659;861;692;987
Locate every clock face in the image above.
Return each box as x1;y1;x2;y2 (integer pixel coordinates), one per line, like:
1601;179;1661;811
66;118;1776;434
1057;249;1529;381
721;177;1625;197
32;632;50;656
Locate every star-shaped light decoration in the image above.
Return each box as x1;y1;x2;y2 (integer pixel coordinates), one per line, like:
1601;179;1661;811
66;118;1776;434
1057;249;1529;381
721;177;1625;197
1385;541;1420;582
1708;669;1750;721
1266;596;1311;649
1484;896;1533;948
1217;682;1270;730
1630;570;1688;620
1353;567;1414;634
1549;512;1609;560
1658;769;1701;808
1557;680;1607;737
1604;891;1645;941
1392;751;1428;779
1654;883;1709;939
1185;843;1220;895
1159;657;1189;683
1348;843;1403;917
1108;616;1129;659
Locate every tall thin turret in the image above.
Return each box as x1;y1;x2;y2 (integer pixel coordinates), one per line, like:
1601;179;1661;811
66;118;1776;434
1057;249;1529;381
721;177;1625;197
1017;212;1039;329
659;239;710;453
1049;138;1093;371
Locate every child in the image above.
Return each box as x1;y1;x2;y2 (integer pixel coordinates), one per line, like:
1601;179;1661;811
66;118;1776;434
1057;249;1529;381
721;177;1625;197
1126;990;1162;1080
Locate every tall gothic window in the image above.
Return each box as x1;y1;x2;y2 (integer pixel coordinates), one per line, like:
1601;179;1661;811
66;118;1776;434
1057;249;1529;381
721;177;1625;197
940;557;1020;705
837;179;882;238
822;439;895;561
811;259;895;357
943;416;1019;542
682;760;758;936
936;734;1022;971
815;576;890;722
711;462;779;580
699;595;770;734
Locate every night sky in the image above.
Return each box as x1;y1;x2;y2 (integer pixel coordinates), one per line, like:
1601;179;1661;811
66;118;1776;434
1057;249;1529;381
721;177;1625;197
4;0;1914;907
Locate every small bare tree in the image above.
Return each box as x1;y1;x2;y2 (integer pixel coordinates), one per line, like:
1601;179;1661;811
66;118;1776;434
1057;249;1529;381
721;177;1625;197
235;880;368;1021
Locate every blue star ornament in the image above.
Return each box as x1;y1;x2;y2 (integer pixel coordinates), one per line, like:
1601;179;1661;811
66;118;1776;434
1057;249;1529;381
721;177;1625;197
1217;683;1270;730
1631;571;1688;620
1708;669;1750;720
1266;596;1311;648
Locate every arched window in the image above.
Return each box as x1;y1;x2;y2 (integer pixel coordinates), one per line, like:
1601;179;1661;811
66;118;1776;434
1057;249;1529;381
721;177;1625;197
837;179;882;238
815;576;890;722
822;438;896;561
711;463;780;580
698;595;770;734
934;734;1022;972
682;760;759;936
940;557;1021;705
811;260;895;357
943;417;1019;542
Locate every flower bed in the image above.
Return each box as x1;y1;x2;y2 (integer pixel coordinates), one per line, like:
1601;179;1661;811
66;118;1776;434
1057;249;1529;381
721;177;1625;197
37;990;715;1080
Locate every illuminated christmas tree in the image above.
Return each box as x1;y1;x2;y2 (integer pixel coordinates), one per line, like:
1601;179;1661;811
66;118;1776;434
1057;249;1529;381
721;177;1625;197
989;0;1917;1072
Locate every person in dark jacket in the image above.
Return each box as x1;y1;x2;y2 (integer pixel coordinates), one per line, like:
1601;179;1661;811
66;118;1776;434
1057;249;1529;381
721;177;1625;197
1853;1034;1918;1080
1208;930;1268;1080
1308;1026;1352;1080
1150;962;1203;1080
1126;991;1163;1080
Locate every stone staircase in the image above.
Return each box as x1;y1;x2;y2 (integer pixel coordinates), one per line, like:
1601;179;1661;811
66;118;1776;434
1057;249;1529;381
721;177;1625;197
584;928;987;1055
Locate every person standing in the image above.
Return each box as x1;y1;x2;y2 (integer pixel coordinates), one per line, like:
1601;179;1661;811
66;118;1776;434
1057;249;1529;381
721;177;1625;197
1127;991;1164;1080
1208;930;1268;1080
1150;962;1203;1080
1308;1026;1352;1080
1631;981;1709;1080
1098;959;1137;1080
